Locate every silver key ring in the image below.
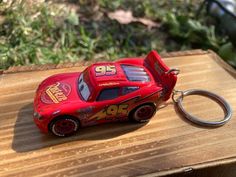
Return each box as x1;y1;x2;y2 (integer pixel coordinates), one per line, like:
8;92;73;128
172;89;233;127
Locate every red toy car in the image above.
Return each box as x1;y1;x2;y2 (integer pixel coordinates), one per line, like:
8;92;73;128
33;50;178;137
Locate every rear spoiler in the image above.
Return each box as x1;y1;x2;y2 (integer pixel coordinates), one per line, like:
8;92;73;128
144;50;179;100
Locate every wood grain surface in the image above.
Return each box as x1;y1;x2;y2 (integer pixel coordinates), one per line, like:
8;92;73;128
0;50;235;177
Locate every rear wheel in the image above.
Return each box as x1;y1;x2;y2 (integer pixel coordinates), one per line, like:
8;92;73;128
49;116;79;137
130;104;156;123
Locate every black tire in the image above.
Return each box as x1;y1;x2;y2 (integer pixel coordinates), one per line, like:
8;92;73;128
49;116;79;137
129;103;156;123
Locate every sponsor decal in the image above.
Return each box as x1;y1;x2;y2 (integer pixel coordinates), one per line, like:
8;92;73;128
76;106;94;119
87;90;161;121
95;65;116;76
41;82;71;104
88;104;129;120
99;82;119;87
154;62;165;75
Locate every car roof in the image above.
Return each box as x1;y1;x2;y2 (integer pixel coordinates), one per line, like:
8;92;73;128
87;62;152;89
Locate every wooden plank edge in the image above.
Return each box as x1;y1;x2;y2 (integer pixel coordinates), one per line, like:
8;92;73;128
208;49;236;77
139;156;236;177
1;61;90;75
1;49;208;75
160;49;208;58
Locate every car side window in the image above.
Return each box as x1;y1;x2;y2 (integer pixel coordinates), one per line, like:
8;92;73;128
97;88;120;101
122;86;139;95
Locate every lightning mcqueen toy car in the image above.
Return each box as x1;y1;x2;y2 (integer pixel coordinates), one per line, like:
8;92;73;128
33;50;178;137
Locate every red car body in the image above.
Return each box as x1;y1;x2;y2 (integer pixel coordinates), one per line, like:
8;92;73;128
33;50;177;136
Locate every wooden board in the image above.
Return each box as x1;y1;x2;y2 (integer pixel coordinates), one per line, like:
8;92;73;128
0;50;236;177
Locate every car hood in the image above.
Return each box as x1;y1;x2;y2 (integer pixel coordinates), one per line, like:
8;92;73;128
34;72;82;112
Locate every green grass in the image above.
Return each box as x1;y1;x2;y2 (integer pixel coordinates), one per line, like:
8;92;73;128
0;1;167;69
0;0;235;70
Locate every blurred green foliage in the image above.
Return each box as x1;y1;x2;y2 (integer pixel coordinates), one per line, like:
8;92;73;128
0;0;235;69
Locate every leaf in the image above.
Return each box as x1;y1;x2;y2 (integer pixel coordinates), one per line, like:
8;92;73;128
108;10;160;28
219;42;236;67
66;10;79;26
136;18;160;28
163;13;179;28
108;10;134;24
60;31;65;47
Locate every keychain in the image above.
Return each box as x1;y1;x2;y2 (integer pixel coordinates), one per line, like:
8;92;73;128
170;69;232;127
33;50;233;137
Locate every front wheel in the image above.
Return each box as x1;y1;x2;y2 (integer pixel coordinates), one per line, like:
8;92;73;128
130;104;156;123
49;116;79;137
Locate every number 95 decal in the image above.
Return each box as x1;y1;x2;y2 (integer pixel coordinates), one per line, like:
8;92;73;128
89;104;129;120
95;65;116;76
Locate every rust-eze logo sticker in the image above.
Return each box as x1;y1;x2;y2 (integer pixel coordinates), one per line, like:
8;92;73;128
41;82;71;104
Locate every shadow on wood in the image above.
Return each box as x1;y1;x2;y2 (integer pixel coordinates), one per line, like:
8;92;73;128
12;103;147;152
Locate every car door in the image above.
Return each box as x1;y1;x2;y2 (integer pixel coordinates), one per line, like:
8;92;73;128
84;86;141;125
88;87;124;124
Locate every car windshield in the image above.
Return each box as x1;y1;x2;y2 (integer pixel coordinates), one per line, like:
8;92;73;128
78;72;92;101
